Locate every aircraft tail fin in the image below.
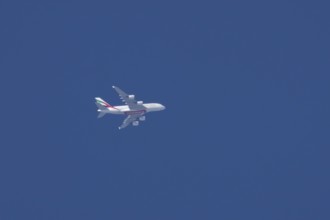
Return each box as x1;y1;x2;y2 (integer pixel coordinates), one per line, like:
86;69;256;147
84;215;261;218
95;97;111;118
95;97;113;108
95;101;107;110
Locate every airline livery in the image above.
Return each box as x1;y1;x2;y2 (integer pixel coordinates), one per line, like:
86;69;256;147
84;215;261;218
95;86;165;129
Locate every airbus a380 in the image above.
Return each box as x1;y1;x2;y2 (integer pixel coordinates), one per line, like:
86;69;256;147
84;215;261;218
95;86;165;129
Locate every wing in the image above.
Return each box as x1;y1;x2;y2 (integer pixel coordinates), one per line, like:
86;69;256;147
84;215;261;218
112;86;140;109
118;115;139;130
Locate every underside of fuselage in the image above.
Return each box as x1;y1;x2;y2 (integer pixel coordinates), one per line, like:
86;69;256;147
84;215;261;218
107;105;145;115
109;103;162;114
124;109;146;115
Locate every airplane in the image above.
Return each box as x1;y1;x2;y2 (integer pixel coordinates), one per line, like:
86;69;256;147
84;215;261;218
95;86;166;129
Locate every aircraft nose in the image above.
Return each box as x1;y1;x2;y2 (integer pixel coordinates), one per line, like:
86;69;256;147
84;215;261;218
161;104;166;110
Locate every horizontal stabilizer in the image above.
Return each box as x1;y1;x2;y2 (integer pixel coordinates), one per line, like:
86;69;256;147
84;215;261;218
97;111;106;118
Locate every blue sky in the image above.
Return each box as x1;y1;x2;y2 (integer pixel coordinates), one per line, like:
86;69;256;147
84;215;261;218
1;0;330;219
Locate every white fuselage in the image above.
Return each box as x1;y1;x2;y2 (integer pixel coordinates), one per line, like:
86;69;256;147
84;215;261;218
98;103;165;116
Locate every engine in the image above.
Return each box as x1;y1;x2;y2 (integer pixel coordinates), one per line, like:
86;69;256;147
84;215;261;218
132;121;139;126
128;95;135;100
139;116;146;121
137;101;143;105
